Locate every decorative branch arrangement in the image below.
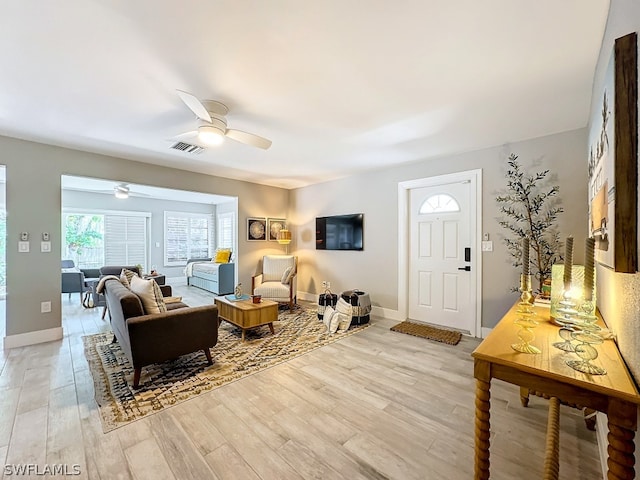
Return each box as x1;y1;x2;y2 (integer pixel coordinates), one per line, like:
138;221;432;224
496;153;564;292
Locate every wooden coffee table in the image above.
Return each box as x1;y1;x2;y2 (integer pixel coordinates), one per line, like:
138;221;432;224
214;297;278;341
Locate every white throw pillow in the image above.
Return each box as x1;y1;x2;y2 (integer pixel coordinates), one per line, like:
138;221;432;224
130;276;167;314
281;266;292;284
322;305;340;334
285;264;296;284
335;298;353;332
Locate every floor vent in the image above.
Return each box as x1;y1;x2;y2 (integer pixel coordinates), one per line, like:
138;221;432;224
170;141;204;154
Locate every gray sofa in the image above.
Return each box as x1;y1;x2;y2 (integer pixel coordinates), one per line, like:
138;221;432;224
104;278;219;388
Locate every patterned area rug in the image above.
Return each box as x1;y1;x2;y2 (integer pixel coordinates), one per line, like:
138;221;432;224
390;321;462;345
83;308;368;432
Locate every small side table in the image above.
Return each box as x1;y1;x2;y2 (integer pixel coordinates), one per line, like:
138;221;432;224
143;274;165;285
84;278;108;320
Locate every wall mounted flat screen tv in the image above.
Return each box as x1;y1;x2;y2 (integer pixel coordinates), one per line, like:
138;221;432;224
316;214;364;251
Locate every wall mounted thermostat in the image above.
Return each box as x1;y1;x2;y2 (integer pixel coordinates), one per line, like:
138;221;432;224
42;232;50;241
20;232;29;241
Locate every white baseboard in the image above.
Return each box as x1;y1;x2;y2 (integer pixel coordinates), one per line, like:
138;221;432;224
3;326;64;349
596;412;608;480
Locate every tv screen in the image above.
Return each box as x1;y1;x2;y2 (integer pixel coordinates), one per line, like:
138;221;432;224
316;214;364;251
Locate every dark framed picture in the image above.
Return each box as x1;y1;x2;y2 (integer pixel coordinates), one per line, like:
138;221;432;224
267;218;286;241
247;217;266;241
587;32;637;273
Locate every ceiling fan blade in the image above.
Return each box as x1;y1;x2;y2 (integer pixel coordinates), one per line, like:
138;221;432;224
226;129;272;150
176;90;212;123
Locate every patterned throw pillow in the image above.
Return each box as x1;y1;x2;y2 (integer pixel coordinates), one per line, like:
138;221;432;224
119;268;138;289
130;276;167;314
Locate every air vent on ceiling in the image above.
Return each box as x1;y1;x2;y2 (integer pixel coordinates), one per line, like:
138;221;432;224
170;141;204;154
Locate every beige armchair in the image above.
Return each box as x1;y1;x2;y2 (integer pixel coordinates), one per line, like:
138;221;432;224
251;255;297;311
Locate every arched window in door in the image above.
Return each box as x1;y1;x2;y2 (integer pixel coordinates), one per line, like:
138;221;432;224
419;194;460;214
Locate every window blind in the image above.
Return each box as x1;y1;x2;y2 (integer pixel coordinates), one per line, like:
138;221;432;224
164;212;214;266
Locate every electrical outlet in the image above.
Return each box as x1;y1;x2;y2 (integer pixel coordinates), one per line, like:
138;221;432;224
41;301;51;313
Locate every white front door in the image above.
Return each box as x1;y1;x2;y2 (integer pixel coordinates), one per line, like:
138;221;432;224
408;179;475;333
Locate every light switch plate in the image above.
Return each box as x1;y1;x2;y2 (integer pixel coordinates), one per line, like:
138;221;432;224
481;241;493;252
41;241;51;252
18;241;29;253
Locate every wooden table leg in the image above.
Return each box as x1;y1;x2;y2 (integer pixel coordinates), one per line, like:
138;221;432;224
520;386;530;407
268;323;275;335
474;360;491;480
607;423;635;479
607;399;637;479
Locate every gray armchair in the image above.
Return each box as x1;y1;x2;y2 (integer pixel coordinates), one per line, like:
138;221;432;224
61;260;90;302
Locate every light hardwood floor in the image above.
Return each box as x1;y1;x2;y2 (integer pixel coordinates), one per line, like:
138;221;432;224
0;287;602;479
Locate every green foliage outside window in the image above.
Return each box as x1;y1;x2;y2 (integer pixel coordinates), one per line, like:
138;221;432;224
65;214;103;263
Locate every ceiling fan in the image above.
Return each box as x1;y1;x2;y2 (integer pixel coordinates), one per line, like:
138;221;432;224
174;90;272;150
92;183;151;199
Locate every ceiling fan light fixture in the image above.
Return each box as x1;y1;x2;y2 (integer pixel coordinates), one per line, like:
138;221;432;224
198;124;225;146
114;184;129;199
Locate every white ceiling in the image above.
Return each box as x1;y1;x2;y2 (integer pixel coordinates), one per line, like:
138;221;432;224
0;1;609;189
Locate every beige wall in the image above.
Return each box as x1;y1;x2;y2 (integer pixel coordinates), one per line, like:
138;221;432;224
291;128;588;328
589;0;640;382
0;135;288;340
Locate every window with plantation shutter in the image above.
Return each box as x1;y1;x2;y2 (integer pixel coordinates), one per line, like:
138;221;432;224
104;215;148;266
164;212;214;266
217;212;235;250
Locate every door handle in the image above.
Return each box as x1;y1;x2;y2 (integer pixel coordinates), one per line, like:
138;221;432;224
458;266;471;271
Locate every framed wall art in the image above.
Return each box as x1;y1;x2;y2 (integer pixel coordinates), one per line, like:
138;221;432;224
267;218;286;241
587;32;637;273
247;217;266;241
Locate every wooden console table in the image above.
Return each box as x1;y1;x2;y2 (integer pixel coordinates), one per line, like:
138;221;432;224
472;302;640;479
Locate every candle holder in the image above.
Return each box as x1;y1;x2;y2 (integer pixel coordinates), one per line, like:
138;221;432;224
566;331;606;375
517;274;533;313
577;299;597;324
552;326;576;352
511;274;540;353
555;288;579;327
511;314;541;354
550;264;585;324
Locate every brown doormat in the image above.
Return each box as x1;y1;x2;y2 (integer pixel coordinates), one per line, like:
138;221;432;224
390;321;462;345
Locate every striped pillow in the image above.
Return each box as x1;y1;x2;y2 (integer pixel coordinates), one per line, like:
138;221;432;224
119;268;138;289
